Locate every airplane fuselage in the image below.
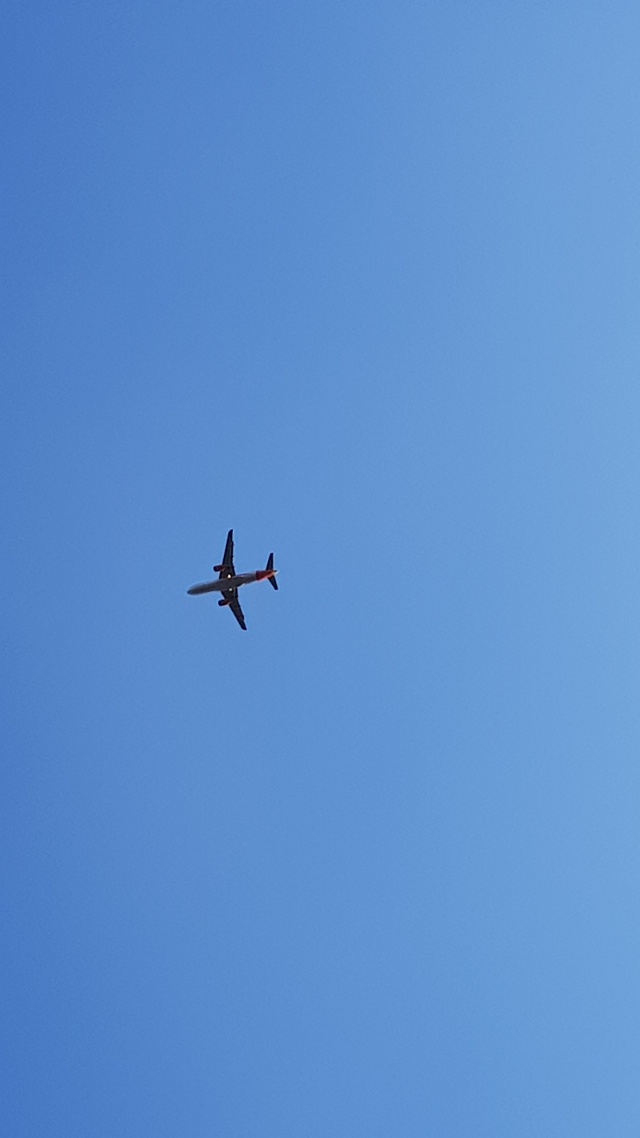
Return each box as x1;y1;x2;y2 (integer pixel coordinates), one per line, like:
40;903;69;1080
187;569;277;596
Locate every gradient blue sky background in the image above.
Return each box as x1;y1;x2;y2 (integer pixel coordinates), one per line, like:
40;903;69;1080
4;3;640;1135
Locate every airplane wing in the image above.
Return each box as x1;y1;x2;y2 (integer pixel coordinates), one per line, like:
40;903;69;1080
217;529;235;579
222;588;247;631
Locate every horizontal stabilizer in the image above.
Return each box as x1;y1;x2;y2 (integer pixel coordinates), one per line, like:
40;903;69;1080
266;552;278;589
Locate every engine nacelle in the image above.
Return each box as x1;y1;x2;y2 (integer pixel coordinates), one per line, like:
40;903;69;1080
218;598;230;607
213;564;225;572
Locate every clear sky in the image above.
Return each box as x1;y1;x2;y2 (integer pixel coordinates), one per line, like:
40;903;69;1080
3;3;640;1135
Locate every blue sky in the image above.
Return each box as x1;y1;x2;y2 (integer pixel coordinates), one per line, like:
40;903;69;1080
4;3;640;1134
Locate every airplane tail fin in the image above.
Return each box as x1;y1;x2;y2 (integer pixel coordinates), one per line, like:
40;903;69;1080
266;552;278;589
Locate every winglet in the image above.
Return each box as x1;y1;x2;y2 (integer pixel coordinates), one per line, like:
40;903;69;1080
266;552;278;589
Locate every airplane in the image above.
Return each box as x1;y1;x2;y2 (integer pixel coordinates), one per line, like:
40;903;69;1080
187;529;278;630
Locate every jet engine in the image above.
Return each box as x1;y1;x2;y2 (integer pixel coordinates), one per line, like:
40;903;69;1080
213;564;225;572
218;598;230;607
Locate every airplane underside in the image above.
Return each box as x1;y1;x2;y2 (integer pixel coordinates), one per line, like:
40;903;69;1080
187;530;277;630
